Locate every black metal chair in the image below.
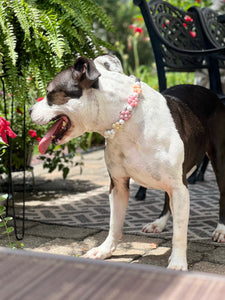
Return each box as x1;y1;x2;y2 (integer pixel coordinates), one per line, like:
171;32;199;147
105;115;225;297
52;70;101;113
133;0;225;200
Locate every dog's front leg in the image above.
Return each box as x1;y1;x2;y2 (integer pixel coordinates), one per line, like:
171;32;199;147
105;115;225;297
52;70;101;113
84;177;129;260
168;185;190;271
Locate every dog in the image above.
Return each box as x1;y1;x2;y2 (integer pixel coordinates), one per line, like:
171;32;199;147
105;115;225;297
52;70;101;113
29;54;225;270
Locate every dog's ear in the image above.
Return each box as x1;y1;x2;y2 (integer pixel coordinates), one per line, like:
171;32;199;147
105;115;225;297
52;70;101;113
73;57;101;89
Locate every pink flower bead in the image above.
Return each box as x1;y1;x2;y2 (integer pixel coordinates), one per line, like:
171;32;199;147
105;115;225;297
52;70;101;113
120;110;131;121
128;95;139;107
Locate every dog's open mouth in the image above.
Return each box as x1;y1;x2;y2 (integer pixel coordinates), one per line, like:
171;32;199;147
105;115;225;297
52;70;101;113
38;115;71;154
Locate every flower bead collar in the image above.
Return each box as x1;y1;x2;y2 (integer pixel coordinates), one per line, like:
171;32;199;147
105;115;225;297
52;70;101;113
104;78;142;139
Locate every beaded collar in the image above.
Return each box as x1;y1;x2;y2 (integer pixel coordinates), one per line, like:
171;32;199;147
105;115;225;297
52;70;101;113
104;78;142;139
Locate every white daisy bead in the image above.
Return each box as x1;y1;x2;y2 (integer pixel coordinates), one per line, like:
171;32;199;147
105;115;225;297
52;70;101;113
126;104;133;111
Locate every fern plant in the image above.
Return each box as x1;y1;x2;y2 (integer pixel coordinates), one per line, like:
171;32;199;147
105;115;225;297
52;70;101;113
0;0;112;99
0;0;113;179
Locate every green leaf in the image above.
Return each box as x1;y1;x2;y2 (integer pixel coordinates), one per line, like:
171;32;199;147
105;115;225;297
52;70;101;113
0;206;6;214
0;195;7;201
15;242;25;249
2;226;14;234
4;217;13;222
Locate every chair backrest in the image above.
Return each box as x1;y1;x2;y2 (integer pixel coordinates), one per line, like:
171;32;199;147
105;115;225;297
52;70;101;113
199;7;225;48
136;0;207;67
134;0;224;95
191;6;225;69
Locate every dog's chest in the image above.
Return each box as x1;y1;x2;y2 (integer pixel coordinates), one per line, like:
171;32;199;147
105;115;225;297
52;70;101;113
105;136;183;191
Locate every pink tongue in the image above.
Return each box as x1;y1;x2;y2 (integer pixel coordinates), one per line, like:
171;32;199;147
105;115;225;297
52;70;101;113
38;118;63;154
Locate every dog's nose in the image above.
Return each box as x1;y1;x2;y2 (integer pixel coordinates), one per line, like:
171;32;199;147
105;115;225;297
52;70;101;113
28;107;33;115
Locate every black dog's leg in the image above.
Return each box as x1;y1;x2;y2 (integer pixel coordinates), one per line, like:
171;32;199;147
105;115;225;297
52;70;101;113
135;186;147;201
209;106;225;242
159;192;171;218
142;193;170;233
211;150;225;242
187;155;209;184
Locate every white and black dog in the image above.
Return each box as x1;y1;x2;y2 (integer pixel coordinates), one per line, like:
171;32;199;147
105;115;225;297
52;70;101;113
29;54;225;270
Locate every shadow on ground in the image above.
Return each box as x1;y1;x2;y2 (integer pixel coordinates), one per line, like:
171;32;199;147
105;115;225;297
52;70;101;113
2;176;101;203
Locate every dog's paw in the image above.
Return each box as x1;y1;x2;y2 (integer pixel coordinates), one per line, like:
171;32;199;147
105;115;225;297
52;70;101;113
212;223;225;243
168;254;187;271
83;245;115;260
142;214;169;234
142;222;163;233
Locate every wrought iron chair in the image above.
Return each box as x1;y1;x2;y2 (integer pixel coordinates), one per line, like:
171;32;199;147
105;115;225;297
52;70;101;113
133;0;225;200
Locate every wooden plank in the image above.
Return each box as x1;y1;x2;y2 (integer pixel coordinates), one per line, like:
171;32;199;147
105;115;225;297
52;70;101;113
1;247;225;300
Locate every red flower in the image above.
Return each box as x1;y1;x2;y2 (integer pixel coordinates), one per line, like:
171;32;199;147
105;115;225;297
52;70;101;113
37;97;44;102
189;31;196;38
183;23;187;28
134;27;143;34
184;15;193;22
0;116;17;144
36;137;41;142
28;129;37;138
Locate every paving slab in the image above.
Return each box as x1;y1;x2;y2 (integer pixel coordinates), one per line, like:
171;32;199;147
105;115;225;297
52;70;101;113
191;261;225;275
25;222;100;240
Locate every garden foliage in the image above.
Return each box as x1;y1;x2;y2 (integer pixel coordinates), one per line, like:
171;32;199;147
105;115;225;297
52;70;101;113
0;0;112;99
0;0;112;178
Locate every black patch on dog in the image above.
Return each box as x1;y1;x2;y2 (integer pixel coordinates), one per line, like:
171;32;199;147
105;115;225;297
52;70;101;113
46;57;101;106
162;84;220;184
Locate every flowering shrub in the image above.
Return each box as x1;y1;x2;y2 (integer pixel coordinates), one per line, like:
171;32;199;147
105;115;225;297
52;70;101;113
0;117;17;144
0;88;45;172
0;116;16;163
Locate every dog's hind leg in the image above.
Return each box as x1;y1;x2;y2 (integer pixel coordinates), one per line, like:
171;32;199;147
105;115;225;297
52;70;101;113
210;153;225;242
142;193;170;233
167;185;190;271
84;177;130;259
209;148;225;242
207;106;225;243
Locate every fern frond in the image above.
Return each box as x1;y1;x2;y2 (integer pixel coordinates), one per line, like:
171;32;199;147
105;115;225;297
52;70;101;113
0;3;17;66
0;0;113;98
8;0;31;40
39;12;65;58
4;23;17;66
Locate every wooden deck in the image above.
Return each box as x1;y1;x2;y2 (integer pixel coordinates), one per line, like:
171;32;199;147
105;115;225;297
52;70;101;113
1;247;225;300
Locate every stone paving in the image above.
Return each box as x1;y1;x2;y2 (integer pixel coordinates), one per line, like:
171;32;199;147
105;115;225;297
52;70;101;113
1;148;225;275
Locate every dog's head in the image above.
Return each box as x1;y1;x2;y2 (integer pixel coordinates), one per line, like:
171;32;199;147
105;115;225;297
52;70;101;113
46;57;101;106
29;55;125;154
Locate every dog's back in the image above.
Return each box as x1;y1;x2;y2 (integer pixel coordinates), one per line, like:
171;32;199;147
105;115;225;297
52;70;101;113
162;84;222;126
